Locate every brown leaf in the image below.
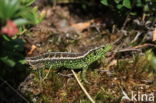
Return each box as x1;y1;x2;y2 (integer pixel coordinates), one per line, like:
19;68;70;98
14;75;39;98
27;45;37;55
70;20;94;32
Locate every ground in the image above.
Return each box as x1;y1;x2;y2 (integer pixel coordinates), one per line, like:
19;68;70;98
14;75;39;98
18;3;156;103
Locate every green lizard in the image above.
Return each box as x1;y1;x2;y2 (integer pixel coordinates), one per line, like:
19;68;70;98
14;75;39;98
26;44;112;83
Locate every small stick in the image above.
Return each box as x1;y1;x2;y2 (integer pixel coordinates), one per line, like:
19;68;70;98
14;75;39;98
112;43;156;53
71;70;95;103
114;48;140;53
131;32;142;43
58;73;73;77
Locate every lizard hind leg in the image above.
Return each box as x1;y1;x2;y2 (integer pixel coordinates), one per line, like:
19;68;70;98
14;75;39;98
37;65;53;82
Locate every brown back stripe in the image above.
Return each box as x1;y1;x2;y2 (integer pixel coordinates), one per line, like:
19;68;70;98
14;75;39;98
26;45;106;63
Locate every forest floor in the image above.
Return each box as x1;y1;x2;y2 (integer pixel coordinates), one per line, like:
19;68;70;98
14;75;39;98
17;3;156;103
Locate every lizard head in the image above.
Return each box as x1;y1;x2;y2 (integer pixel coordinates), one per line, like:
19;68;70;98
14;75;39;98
86;44;112;64
93;44;112;58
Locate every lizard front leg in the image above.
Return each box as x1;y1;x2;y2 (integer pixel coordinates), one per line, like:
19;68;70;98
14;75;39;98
42;65;53;81
81;66;90;84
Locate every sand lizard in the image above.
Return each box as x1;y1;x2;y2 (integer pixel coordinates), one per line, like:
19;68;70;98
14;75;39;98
26;44;112;83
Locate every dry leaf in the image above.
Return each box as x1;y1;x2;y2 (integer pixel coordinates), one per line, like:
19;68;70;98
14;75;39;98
27;45;37;55
71;20;94;32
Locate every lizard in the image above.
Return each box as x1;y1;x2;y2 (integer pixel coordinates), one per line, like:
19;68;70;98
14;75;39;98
25;44;112;83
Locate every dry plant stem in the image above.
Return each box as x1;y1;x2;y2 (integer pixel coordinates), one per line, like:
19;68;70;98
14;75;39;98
71;70;95;103
112;43;156;53
121;14;130;30
131;32;142;43
58;73;73;77
114;48;141;53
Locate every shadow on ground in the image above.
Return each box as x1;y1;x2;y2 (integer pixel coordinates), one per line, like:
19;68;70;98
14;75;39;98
0;36;30;103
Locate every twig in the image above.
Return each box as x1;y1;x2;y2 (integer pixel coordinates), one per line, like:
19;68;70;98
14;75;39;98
133;43;156;49
112;35;124;45
58;73;73;77
131;32;142;43
112;43;156;53
114;48;141;53
121;14;130;30
71;70;95;103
